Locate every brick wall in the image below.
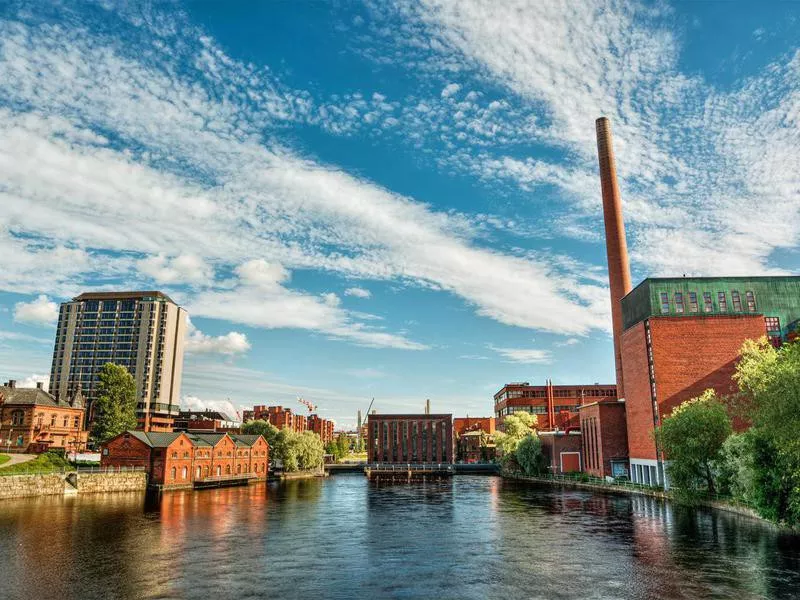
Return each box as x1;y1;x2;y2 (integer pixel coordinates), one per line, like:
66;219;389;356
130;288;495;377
622;314;767;462
580;401;628;478
539;432;583;474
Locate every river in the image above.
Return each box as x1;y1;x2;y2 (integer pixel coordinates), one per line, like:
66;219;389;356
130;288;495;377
0;475;798;599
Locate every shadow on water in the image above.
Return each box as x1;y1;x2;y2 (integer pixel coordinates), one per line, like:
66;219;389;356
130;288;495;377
0;476;798;600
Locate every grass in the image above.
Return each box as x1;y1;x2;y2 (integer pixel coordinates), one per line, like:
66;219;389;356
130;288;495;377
0;452;72;475
337;452;367;463
0;454;11;466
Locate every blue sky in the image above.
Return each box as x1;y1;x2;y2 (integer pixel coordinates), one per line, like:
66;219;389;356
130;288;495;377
1;1;798;428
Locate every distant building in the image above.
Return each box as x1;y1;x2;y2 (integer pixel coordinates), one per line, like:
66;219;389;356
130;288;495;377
0;380;88;453
367;414;454;464
242;409;255;423
307;414;334;444
539;430;583;474
172;409;241;434
453;416;495;437
49;291;188;432
620;276;800;486
100;430;268;489
578;400;628;479
494;382;616;432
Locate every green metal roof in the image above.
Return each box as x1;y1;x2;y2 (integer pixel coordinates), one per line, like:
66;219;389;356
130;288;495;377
621;276;800;335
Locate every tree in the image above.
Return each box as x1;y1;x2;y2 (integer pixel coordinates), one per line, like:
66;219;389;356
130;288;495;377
516;434;546;476
656;389;732;496
495;412;538;456
732;338;800;525
91;363;137;444
241;420;281;464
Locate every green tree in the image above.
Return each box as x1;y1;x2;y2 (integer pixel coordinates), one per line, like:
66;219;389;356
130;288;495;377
516;434;546;476
241;420;281;465
335;433;350;459
91;363;137;444
495;412;538;456
733;338;800;525
656;389;732;497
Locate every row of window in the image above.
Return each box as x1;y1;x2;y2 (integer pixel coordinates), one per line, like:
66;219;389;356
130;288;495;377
496;388;616;402
7;410;81;429
659;290;757;315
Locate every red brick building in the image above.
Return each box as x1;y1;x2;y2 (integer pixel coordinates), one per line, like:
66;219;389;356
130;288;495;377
368;414;453;464
453;416;495;437
618;277;800;486
0;380;88;454
539;430;583;474
307;414;334;444
494;382;617;432
100;431;268;489
579;400;629;479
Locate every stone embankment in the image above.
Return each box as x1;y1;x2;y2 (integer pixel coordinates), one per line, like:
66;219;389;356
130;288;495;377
0;470;147;500
277;468;327;481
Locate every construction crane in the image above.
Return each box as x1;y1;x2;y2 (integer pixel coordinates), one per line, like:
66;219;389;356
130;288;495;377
297;396;317;413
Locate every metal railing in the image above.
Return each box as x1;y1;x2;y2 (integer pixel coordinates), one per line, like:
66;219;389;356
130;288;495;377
512;471;665;493
200;473;258;482
366;463;454;472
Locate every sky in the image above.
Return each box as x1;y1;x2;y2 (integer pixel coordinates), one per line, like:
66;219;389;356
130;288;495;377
0;1;798;429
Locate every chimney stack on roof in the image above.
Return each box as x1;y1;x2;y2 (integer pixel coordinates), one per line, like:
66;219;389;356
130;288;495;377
596;117;633;398
36;381;43;389
7;380;16;389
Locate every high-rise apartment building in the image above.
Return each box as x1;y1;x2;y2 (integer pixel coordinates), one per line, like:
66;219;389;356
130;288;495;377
49;291;188;432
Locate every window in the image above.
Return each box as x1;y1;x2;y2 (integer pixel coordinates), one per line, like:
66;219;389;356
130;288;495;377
688;292;698;313
63;416;68;427
703;292;713;312
746;291;756;312
216;465;221;476
50;415;57;427
196;466;202;479
11;410;25;426
765;316;781;334
171;467;176;480
732;291;742;312
674;292;684;313
718;292;728;312
226;465;231;475
182;466;188;480
660;292;669;314
73;417;79;428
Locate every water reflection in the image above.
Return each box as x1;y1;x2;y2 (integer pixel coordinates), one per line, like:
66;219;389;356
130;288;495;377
0;476;798;600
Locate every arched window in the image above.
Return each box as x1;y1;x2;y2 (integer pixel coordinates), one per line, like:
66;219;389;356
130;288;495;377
196;466;202;479
237;464;241;474
204;466;209;477
182;467;188;480
216;465;221;476
225;465;231;474
171;467;176;480
50;414;57;427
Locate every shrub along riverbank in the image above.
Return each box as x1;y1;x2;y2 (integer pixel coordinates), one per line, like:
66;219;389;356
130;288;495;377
655;339;800;529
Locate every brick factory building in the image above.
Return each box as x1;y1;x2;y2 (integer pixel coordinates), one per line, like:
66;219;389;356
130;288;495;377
539;430;583;474
494;381;617;432
173;409;241;434
620;276;800;485
101;430;268;489
0;380;88;454
595;117;800;487
368;414;454;464
579;400;628;479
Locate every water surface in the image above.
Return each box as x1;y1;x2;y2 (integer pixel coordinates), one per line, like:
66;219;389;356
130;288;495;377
1;475;798;599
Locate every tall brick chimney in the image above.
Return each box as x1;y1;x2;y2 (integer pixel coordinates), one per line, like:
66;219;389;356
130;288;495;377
596;117;633;398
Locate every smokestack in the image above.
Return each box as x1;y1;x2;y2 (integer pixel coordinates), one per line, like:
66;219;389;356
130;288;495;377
596;117;633;398
425;399;430;415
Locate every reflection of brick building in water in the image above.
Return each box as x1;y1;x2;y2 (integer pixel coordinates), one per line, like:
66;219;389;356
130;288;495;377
367;414;453;464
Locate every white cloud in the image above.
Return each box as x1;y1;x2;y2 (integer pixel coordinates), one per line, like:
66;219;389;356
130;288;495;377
344;287;372;298
0;330;53;344
555;338;580;347
180;395;241;421
138;254;213;285
184;317;250;355
13;295;58;326
0;7;610;347
488;344;552;364
13;373;50;389
441;82;461;98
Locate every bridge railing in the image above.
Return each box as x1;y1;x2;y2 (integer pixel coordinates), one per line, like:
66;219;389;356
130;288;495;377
366;463;454;472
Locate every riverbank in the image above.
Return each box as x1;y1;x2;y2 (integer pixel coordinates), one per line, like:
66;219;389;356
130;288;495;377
0;470;147;500
276;468;327;481
504;471;788;530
